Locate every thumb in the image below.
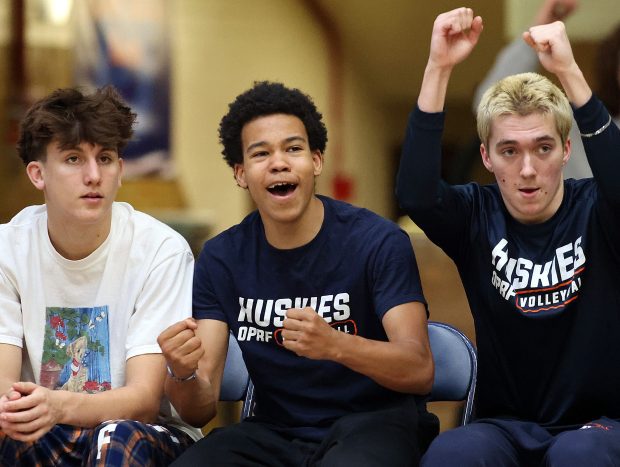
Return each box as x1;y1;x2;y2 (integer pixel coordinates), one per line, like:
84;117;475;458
470;16;484;39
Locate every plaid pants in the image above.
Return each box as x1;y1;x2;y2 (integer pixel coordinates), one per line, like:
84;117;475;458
0;419;195;466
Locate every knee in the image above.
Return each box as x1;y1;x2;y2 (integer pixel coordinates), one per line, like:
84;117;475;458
546;430;616;466
91;420;155;464
422;429;481;467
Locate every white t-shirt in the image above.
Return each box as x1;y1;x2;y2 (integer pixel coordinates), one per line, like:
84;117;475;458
0;202;199;437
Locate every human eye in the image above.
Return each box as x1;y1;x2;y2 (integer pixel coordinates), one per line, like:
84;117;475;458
65;154;80;164
539;144;553;155
287;145;303;153
500;147;516;157
251;150;269;158
99;153;115;164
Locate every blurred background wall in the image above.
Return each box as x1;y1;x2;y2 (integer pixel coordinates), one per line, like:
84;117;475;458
1;0;614;230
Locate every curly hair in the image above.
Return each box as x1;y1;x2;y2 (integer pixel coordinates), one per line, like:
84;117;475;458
218;81;328;167
17;85;136;165
595;24;620;117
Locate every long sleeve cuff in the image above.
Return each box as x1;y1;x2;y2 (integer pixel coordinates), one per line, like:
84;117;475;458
411;105;446;131
572;94;610;136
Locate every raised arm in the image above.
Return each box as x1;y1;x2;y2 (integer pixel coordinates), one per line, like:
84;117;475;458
526;21;620;202
523;21;591;106
396;8;482;215
159;318;229;428
419;8;483;112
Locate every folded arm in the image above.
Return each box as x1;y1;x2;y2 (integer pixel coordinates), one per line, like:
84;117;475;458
0;353;166;442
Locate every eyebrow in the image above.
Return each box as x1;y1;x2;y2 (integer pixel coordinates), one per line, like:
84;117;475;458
59;143;116;152
495;135;556;148
245;135;307;152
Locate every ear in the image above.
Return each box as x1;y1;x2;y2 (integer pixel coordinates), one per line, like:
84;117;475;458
234;163;248;188
561;137;571;166
26;161;45;191
480;143;493;173
312;150;324;176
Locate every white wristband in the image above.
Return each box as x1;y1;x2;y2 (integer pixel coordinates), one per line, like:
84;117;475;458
166;365;197;383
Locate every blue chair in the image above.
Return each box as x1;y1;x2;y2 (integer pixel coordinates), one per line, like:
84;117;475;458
427;320;477;425
221;322;477;424
220;333;254;419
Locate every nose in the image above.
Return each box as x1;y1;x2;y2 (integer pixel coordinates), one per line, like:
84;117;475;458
269;150;290;172
520;153;536;178
83;159;102;185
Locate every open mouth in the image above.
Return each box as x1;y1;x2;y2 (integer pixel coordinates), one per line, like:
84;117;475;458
267;182;297;197
519;188;538;194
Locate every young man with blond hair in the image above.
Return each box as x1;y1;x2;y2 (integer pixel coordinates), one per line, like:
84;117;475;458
397;7;620;465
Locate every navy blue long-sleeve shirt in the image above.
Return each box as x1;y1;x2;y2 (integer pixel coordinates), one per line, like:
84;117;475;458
396;96;620;431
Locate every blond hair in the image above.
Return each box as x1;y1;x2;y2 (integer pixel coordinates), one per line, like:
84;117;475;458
476;72;573;147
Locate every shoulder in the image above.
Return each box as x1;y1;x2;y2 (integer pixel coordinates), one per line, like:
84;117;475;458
0;205;46;242
113;202;193;255
321;196;409;246
0;206;48;277
201;209;261;254
2;204;46;228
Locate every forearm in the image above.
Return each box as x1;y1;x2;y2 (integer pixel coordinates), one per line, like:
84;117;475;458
557;63;592;108
574;96;620;201
159;318;229;428
418;64;453;113
53;384;162;427
0;378;14;397
164;373;218;428
0;343;23;396
329;333;433;394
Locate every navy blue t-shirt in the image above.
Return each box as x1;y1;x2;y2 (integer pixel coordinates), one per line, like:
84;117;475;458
193;195;427;441
397;95;620;431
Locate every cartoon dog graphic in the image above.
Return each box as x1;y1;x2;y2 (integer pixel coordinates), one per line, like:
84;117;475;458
61;335;89;392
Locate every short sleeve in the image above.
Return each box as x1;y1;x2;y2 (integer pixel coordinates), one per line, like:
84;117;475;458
192;245;229;322
370;228;427;319
125;248;194;359
0;269;24;347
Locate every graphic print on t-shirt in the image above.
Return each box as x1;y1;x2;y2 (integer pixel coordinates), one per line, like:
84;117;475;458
40;306;112;392
236;293;356;343
491;237;585;315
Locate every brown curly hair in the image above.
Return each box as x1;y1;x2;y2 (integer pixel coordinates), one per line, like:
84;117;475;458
17;85;136;165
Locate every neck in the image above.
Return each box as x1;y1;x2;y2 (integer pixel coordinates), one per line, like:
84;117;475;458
263;196;324;249
47;217;111;260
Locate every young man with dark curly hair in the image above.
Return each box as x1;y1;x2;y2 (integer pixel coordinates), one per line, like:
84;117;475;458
159;81;438;466
0;86;199;466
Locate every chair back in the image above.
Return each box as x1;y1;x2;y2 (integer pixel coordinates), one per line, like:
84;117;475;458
220;333;254;419
220;333;249;401
428;320;477;425
220;322;477;424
